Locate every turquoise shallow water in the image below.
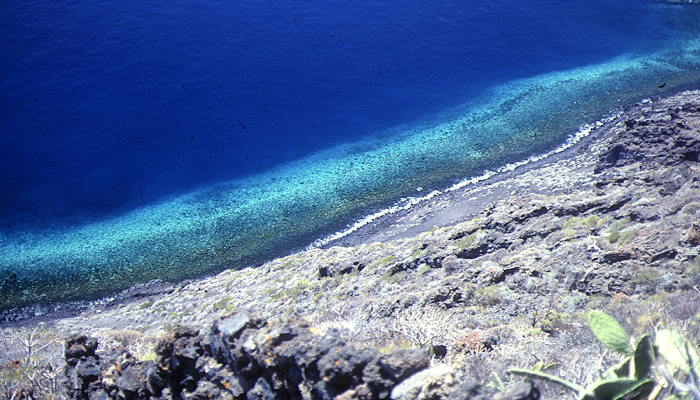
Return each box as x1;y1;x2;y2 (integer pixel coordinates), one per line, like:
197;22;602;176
4;35;700;310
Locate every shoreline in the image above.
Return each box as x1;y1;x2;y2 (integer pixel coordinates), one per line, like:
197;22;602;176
1;88;698;330
0;112;606;328
4;88;700;400
319;83;700;250
318;106;610;249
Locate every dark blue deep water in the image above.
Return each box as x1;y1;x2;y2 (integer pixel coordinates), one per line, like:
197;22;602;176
2;0;700;310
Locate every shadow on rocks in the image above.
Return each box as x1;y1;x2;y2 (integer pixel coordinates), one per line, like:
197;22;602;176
62;313;539;400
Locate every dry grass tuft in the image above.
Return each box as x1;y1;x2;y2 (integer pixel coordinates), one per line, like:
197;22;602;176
95;329;162;362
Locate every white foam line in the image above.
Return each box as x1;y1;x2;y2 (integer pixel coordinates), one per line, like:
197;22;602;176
308;111;624;249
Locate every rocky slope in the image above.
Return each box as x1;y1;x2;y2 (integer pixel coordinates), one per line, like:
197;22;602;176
2;90;700;399
62;313;538;400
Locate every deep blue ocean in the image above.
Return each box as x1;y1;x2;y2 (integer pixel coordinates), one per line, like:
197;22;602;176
2;0;700;310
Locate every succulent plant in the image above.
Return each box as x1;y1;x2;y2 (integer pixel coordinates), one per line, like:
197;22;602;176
509;309;700;400
588;310;633;356
509;311;656;400
656;330;699;375
655;329;700;400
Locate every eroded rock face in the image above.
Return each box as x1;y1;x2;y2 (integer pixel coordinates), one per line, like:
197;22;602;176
596;100;700;171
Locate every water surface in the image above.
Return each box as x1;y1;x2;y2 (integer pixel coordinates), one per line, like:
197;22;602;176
2;0;700;310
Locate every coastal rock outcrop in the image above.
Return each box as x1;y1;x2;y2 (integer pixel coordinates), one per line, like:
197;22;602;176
62;313;540;400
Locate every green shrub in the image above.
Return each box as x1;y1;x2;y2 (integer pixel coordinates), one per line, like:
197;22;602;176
475;285;501;307
385;270;408;284
140;300;154;309
377;255;396;268
212;296;232;312
457;230;485;249
585;215;601;227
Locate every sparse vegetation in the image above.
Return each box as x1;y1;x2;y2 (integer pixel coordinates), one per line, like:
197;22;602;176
140;300;154;309
457;230;485;249
391;307;457;353
0;324;63;400
377;255;396;268
96;329;161;362
475;285;502;307
385;270;408;284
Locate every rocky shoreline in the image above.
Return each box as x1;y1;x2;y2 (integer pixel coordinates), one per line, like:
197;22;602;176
24;91;700;332
2;90;700;399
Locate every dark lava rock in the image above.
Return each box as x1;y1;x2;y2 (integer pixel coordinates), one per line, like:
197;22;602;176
62;313;523;400
64;334;98;364
595;103;700;172
63;334;101;400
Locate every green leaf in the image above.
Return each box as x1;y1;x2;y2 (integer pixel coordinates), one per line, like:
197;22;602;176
508;368;583;394
656;329;700;374
543;362;561;371
489;371;505;391
611;379;655;400
588;311;633;355
632;334;655;379
590;378;653;400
